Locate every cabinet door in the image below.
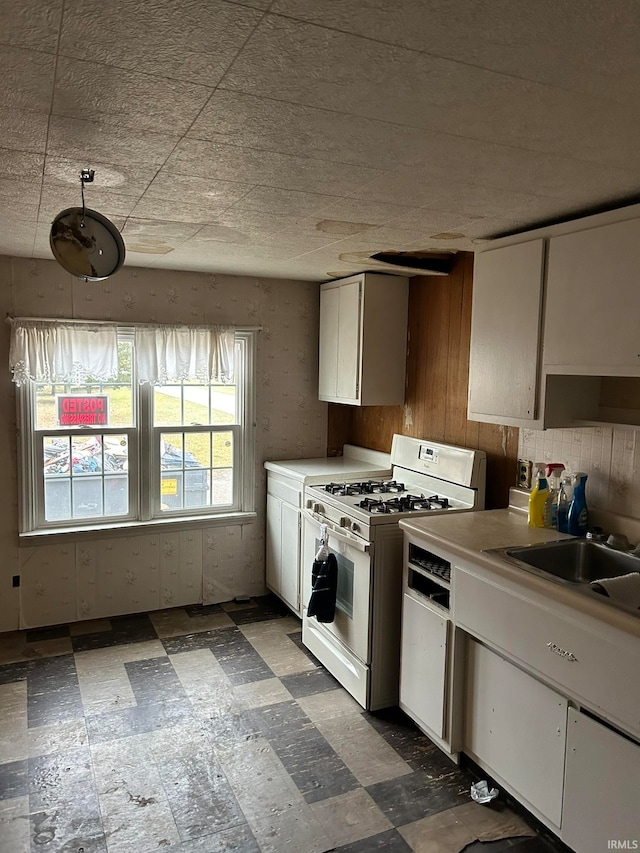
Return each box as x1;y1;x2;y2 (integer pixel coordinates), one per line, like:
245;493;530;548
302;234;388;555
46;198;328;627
400;593;448;739
266;494;301;614
318;285;340;400
465;640;567;827
563;709;640;853
545;218;640;372
468;240;544;422
266;494;282;596
279;501;301;613
336;280;362;401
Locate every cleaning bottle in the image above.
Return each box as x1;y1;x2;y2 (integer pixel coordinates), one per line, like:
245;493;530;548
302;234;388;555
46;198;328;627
567;472;589;536
528;465;549;528
556;474;572;533
544;463;565;529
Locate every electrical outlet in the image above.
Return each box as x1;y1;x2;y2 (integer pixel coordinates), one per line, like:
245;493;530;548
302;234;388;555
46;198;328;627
518;459;533;489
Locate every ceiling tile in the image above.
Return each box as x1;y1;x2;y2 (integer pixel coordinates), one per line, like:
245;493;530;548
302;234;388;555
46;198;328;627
185;208;301;245
0;148;44;181
59;0;264;86
0;106;49;152
223;15;640;171
38;185;138;222
46;115;180;169
0;46;55;112
311;198;415;227
44;156;156;198
0;0;62;53
271;0;640;104
0;176;40;216
143;171;255;208
129;196;228;224
122;218;203;255
231;186;342;217
348;166;558;218
188;89;450;170
165;138;384;195
52;56;212;134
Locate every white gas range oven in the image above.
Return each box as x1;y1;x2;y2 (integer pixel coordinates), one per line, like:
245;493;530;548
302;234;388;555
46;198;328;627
301;434;486;711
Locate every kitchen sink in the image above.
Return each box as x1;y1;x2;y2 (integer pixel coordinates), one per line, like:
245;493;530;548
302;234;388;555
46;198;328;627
485;539;640;618
500;539;639;584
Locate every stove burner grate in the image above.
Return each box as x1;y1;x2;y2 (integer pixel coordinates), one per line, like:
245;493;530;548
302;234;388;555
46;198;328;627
355;493;453;513
324;479;406;496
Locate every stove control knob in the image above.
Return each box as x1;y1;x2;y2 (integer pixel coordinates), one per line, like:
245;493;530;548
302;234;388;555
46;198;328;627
339;517;351;529
352;523;360;534
306;499;313;510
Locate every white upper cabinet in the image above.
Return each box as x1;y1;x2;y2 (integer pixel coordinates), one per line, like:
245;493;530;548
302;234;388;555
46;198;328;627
545;218;640;374
468;204;640;429
319;273;409;406
468;240;544;422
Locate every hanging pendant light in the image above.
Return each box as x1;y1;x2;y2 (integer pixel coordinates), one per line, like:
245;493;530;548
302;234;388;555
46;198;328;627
49;168;126;281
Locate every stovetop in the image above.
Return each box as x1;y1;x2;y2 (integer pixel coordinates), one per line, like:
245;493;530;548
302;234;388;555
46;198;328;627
304;437;486;533
319;480;455;513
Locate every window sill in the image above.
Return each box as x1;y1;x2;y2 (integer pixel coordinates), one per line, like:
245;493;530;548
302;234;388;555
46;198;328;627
19;511;257;546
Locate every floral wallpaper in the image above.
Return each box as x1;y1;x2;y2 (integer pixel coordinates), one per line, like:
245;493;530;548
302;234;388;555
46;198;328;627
0;255;327;631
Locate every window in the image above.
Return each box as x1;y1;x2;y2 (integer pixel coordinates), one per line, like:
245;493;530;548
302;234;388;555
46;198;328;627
14;324;255;533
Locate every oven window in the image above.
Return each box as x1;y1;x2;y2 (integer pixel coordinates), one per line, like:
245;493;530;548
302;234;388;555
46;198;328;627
315;539;354;618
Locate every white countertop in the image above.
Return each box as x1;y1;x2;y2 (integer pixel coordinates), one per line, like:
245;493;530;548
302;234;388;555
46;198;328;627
399;507;640;638
264;444;391;485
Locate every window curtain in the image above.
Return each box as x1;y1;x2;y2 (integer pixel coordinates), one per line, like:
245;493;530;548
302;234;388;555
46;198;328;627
9;321;235;386
135;325;235;384
9;321;118;386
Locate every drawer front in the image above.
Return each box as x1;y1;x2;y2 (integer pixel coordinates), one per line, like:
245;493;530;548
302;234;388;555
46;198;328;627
267;474;301;507
455;567;640;736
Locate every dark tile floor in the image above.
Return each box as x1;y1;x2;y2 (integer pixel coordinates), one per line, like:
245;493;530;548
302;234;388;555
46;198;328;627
0;596;568;853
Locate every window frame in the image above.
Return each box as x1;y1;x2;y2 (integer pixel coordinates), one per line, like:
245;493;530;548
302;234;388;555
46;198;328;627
17;327;256;535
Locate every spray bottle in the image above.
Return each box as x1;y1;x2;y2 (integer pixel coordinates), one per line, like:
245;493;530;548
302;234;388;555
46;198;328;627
544;463;565;529
567;472;589;536
528;464;549;528
556;474;572;533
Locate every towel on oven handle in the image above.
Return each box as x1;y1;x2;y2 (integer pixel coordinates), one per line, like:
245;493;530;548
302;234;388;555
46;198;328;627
308;552;338;623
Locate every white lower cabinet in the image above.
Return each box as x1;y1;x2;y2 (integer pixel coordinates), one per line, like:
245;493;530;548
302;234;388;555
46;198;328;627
464;639;567;828
562;709;640;853
265;492;301;615
400;593;448;739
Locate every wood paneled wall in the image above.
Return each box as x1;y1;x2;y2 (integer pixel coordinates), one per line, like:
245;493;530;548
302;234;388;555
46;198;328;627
327;252;519;509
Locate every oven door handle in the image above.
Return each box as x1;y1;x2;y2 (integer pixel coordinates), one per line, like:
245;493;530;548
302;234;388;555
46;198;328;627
302;509;372;554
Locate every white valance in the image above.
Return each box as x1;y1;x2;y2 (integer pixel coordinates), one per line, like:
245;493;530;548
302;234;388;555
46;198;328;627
135;325;235;385
9;321;118;386
9;320;235;386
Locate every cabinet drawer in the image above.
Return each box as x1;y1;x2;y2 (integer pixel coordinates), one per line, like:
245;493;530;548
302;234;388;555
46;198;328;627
455;567;640;736
267;475;301;507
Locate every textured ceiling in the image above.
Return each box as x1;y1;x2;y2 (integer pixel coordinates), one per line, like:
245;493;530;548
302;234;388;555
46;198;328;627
3;0;640;281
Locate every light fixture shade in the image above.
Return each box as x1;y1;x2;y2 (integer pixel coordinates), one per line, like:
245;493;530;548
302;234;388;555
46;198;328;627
50;206;126;281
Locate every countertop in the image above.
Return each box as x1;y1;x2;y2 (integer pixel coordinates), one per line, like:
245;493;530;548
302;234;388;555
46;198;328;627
399;507;640;638
264;444;391;484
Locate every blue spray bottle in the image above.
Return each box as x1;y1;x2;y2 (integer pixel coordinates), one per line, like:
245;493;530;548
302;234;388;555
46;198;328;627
567;472;588;536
